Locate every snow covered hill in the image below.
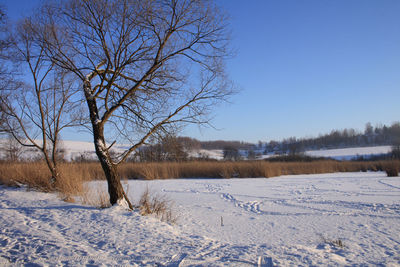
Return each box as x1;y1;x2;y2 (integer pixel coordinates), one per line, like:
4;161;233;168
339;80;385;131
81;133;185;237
1;172;399;266
0;138;393;161
304;145;392;160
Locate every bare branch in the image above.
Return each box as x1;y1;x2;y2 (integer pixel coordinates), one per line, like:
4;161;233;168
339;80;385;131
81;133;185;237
25;0;234;208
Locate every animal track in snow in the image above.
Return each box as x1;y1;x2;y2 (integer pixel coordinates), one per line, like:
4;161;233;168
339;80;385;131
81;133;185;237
378;179;400;190
220;193;262;214
202;183;224;193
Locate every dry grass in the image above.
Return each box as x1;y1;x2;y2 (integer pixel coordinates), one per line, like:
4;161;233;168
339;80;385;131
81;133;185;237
80;186;111;208
0;162;104;205
384;162;399;177
1;160;399;184
0;162;54;191
138;187;177;224
117;160;400;180
319;234;345;248
1;160;398;209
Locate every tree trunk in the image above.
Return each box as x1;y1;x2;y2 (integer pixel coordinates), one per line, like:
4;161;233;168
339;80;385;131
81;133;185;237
49;166;59;187
98;154;132;209
94;138;133;210
42;151;59;189
84;81;133;210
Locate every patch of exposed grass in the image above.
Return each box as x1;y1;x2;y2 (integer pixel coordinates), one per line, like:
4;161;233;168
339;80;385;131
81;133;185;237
319;234;345;248
138;187;177;224
80;187;111;209
384;163;399;177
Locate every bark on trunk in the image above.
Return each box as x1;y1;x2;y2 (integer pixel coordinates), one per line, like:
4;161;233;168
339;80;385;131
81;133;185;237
85;80;133;210
43;154;59;189
100;158;132;209
94;126;133;210
49;167;59;188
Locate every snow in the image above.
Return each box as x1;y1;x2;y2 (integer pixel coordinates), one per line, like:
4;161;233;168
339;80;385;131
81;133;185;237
0;138;393;161
305;146;392;160
1;172;399;266
116;196;130;209
188;149;224;160
188;146;392;161
0;139;130;162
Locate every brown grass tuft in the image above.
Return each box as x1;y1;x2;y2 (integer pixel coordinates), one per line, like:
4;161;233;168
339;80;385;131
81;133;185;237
0;162;54;192
319;234;345;248
384;163;399;177
81;186;111;209
138;187;177;224
0;162;105;206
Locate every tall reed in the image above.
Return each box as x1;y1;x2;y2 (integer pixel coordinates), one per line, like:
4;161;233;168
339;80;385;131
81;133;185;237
1;160;398;192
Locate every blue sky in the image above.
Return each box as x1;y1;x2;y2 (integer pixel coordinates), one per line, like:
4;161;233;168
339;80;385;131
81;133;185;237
181;0;400;142
4;0;400;143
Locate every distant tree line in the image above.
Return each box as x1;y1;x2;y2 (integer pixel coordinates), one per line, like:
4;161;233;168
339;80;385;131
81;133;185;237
199;140;253;150
135;135;189;162
2;122;399;163
129;136;254;162
132;122;400;161
264;122;400;155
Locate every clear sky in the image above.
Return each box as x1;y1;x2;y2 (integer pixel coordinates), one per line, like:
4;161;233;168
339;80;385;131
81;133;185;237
3;0;400;143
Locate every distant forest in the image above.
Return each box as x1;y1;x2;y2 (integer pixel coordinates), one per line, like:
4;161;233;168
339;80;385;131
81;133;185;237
263;122;400;155
134;122;400;162
178;122;400;155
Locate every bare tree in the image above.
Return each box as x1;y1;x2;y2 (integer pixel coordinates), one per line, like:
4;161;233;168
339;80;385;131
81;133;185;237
0;7;11;132
0;6;8;71
0;18;81;185
3;134;23;162
138;134;188;162
223;146;241;161
31;0;233;209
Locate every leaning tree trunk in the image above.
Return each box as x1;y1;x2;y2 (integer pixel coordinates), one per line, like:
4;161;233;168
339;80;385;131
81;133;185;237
93;126;133;210
95;141;133;210
49;166;60;188
42;151;60;189
85;82;133;210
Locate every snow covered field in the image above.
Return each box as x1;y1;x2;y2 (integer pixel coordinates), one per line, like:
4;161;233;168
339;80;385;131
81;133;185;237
1;172;399;266
305;146;392;160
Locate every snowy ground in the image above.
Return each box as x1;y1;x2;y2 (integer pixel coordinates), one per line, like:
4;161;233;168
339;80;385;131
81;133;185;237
1;172;399;266
305;146;392;160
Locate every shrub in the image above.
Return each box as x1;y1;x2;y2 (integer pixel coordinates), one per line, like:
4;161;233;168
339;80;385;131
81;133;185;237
319;234;345;248
385;165;399;177
138;188;177;224
81;188;111;208
0;162;98;205
267;154;329;162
